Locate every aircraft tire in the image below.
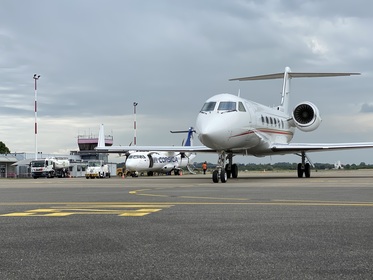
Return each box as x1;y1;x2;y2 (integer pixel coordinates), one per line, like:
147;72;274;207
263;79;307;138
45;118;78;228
232;164;238;178
220;170;227;183
212;170;219;183
305;163;311;178
297;163;304;178
225;164;231;178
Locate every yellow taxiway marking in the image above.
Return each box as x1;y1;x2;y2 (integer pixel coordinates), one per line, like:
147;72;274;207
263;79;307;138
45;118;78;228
1;199;372;218
129;188;252;201
128;189;373;206
0;203;172;217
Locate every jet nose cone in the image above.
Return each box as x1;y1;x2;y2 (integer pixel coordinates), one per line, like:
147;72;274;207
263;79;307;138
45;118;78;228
198;133;215;148
197;120;226;149
125;159;137;171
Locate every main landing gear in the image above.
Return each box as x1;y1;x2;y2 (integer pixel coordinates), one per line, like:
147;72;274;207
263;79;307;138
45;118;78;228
297;151;311;178
212;152;238;183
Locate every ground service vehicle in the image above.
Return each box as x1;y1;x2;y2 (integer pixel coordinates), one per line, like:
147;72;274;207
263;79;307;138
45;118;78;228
30;157;70;179
85;160;110;179
116;167;126;177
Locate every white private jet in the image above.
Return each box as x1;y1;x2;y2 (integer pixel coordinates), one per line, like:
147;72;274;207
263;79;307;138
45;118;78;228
97;67;373;183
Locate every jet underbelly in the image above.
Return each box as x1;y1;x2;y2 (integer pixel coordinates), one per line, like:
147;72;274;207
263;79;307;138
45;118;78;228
228;129;261;149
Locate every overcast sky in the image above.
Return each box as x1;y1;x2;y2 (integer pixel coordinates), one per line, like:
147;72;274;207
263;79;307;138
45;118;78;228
1;0;373;165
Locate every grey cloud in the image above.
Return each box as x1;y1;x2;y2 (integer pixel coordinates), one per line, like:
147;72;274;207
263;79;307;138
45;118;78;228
360;103;373;113
0;0;373;163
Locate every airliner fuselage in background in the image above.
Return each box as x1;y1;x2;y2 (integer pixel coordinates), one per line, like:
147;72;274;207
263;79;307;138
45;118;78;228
125;151;195;176
97;126;196;177
124;127;196;176
96;67;373;183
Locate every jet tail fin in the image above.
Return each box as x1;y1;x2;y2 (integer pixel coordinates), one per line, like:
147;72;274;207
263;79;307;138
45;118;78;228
229;67;360;114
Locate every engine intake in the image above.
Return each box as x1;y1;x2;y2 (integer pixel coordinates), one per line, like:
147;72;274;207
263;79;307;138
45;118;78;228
292;102;322;132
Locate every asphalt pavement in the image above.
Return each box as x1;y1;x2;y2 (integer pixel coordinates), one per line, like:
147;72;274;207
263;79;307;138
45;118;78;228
0;170;372;279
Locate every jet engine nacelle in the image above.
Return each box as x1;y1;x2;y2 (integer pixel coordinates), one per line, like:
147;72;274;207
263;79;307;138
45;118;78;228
292;101;322;132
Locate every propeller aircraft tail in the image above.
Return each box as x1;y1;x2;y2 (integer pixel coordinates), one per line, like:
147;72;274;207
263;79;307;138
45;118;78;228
170;127;196;147
97;124;105;148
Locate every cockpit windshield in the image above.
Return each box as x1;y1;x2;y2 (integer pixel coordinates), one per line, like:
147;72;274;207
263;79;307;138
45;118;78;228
200;102;216;112
218;101;236;111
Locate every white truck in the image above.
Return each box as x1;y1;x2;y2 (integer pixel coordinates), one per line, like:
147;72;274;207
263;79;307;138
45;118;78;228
30;157;70;179
85;160;110;179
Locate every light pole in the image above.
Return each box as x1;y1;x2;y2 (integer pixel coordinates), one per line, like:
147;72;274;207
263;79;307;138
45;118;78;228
33;74;40;160
133;102;138;146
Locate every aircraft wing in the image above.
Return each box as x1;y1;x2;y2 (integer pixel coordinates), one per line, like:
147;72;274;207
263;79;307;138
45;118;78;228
95;145;216;153
270;142;373;154
96;142;373;155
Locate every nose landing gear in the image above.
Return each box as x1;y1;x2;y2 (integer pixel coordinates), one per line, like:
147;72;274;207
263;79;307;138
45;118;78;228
212;152;237;183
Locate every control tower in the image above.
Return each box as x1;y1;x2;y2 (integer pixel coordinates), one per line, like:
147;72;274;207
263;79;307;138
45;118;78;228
77;130;113;162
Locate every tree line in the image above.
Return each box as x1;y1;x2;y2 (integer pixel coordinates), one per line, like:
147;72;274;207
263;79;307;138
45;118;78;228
1;139;371;171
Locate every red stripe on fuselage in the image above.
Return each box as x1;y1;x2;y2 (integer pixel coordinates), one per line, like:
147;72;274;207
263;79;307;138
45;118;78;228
231;129;293;138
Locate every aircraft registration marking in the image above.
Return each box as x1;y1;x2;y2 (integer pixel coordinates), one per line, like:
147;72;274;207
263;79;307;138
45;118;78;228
0;203;174;217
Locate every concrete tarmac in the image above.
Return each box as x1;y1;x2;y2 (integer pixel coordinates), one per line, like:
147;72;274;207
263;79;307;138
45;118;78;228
0;170;372;279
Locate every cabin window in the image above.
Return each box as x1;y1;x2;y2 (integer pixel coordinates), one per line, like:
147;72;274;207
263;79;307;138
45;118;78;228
218;101;236;111
128;155;146;159
269;117;273;125
261;115;264;124
238;102;246;112
265;116;269;124
200;102;216;112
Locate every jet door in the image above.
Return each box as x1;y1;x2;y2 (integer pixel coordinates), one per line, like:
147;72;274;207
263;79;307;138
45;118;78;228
147;154;154;168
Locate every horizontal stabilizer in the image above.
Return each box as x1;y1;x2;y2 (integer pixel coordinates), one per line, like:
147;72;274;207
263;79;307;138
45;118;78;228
229;72;360;81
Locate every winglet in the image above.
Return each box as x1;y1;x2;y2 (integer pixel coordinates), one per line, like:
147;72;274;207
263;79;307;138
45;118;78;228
97;124;105;148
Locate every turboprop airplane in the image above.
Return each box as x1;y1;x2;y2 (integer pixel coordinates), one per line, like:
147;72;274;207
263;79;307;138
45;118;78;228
96;67;373;183
97;125;196;177
124;128;196;176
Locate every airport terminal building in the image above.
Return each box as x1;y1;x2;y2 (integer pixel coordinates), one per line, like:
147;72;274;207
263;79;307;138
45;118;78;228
0;132;116;178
